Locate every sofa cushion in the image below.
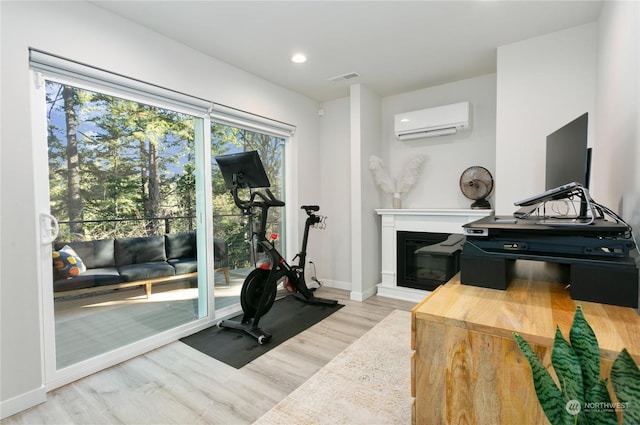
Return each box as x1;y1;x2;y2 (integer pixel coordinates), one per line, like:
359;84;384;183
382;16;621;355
118;262;175;282
168;258;197;275
115;235;166;266
53;267;123;292
54;239;115;269
52;245;87;278
165;232;196;260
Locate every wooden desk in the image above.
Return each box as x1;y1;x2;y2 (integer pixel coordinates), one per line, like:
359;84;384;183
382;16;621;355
411;260;640;425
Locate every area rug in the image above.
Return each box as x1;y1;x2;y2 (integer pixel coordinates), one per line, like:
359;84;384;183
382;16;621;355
254;309;412;425
180;295;344;369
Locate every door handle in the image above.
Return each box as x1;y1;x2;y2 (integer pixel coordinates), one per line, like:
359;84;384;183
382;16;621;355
40;213;59;245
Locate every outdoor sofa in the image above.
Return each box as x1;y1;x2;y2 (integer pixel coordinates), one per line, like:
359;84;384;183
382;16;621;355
52;232;229;298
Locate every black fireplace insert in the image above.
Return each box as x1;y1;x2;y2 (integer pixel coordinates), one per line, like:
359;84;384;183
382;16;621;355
397;231;465;291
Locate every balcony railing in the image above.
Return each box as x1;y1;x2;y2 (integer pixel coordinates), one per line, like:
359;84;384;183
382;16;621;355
56;214;283;270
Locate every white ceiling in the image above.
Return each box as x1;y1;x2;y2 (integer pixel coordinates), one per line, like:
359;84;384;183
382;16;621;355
92;1;603;103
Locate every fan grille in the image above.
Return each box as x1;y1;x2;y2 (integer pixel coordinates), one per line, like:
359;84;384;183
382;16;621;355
460;166;493;203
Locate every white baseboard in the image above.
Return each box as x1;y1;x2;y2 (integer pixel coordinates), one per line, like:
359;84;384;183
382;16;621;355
318;278;351;291
376;284;431;303
349;285;378;302
0;385;46;420
315;279;378;302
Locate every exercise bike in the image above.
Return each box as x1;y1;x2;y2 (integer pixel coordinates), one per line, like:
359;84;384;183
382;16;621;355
215;151;338;345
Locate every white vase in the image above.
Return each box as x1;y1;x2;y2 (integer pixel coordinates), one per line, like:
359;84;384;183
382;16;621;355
392;193;402;209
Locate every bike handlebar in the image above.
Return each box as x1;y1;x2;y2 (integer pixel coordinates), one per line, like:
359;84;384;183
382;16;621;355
231;184;285;213
263;189;286;207
231;185;323;226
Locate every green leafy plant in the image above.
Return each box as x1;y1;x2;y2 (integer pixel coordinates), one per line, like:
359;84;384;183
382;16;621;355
513;305;640;425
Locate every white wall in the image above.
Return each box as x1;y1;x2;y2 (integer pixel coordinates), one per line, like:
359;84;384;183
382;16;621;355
1;1;320;417
495;23;597;215
317;97;352;289
316;74;497;298
382;74;497;209
595;1;640;311
316;86;385;300
594;1;640;233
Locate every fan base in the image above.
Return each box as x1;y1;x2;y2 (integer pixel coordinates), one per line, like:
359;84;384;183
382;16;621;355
470;199;491;209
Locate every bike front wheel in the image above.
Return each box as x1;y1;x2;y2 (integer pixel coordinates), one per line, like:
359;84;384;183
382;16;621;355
240;268;278;318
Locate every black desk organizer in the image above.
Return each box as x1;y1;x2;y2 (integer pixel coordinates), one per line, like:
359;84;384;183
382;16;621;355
460;216;639;308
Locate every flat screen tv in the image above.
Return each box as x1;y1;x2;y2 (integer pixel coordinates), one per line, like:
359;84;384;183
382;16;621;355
214;150;271;189
545;113;591;190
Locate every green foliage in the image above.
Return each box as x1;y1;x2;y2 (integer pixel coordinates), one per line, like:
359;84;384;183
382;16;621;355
514;305;638;425
513;333;569;424
611;349;640;424
552;326;585;414
569;306;601;393
210;123;285;268
46;80;285;269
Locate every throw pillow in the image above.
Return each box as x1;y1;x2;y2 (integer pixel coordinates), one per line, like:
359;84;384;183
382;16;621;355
53;245;87;278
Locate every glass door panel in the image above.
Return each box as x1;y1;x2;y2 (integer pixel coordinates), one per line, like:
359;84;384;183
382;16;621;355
45;80;205;369
210;123;285;311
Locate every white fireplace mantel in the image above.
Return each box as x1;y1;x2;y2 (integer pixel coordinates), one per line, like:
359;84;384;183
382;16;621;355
375;208;493;303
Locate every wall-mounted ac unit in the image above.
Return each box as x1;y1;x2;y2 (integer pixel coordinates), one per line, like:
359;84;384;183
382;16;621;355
394;102;470;141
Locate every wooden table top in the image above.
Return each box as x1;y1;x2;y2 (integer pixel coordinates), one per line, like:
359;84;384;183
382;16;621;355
413;260;640;362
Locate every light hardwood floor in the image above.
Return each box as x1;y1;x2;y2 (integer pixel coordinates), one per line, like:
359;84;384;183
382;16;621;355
3;287;416;425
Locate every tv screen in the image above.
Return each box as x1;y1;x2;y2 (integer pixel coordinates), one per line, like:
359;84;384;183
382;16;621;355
545;113;590;190
214;150;271;189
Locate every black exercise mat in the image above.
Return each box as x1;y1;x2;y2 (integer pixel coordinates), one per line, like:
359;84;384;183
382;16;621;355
180;295;344;368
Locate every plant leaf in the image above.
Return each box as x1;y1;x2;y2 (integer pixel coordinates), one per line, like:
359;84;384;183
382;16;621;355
583;379;618;425
569;304;601;395
611;348;640;425
514;332;571;424
552;326;584;406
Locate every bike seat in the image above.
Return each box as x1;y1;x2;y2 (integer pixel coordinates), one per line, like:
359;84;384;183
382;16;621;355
301;205;319;212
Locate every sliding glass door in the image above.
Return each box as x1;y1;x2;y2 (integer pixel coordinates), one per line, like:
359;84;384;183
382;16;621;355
30;51;296;388
42;78;208;370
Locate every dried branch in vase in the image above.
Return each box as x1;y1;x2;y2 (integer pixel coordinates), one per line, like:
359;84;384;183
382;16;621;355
368;155;425;207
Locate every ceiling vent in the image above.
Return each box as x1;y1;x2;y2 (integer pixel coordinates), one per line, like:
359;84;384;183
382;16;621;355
328;72;360;82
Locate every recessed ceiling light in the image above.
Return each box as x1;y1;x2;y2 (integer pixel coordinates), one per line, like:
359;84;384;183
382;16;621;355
291;53;307;64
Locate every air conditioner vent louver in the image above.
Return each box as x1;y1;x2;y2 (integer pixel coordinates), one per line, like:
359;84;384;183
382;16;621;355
394;102;471;141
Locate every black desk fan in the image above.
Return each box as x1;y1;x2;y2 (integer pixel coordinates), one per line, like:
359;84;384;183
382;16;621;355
460;166;493;209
